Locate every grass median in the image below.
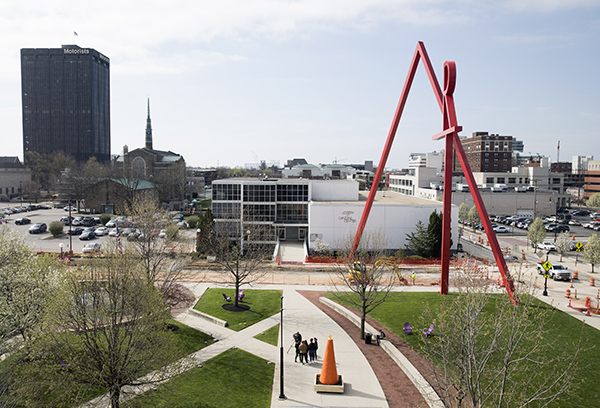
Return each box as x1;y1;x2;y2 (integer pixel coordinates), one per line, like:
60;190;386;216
194;288;282;331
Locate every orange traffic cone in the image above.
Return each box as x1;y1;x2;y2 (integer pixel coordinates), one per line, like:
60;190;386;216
319;335;339;385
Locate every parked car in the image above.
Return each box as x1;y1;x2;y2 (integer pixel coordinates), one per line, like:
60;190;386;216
79;230;96;240
95;227;109;236
67;227;84;236
28;223;47;234
537;242;556;251
64;205;76;212
15;217;31;225
82;242;101;254
493;226;510;233
554;225;570;233
105;220;116;228
537;262;572;281
568;220;582;226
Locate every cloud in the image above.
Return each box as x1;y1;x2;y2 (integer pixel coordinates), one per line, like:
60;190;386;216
503;0;599;13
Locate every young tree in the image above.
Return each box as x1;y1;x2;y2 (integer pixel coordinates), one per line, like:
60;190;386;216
419;271;581;408
16;243;182;408
555;231;572;262
0;228;59;408
405;211;444;258
468;205;480;229
586;192;600;209
528;217;546;249
583;233;600;273
331;232;397;339
212;218;272;308
458;202;470;224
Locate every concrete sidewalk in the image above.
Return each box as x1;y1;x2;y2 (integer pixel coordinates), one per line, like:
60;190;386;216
177;283;390;408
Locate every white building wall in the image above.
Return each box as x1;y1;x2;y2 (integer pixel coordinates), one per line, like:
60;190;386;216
310;180;358;201
308;200;458;251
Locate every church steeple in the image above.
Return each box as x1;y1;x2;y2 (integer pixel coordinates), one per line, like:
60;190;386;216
145;98;153;150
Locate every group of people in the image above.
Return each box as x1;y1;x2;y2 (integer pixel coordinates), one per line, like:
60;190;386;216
293;332;318;364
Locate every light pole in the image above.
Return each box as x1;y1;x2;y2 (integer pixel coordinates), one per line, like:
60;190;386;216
59;243;64;259
19;180;22;208
68;198;73;254
278;295;286;400
196;228;201;252
543;251;550;297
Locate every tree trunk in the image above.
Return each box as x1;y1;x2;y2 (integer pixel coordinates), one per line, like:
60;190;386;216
110;385;120;408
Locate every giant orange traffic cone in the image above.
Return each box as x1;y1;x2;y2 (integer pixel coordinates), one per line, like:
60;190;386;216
319;335;339;385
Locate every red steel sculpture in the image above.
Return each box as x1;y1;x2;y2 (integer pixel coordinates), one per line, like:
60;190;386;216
349;41;517;304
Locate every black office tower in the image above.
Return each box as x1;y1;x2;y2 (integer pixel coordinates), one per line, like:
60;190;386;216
21;45;110;163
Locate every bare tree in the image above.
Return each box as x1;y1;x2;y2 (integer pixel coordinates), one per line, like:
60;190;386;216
16;242;183;408
330;231;397;339
123;195;188;296
211;215;272;308
419;268;582;408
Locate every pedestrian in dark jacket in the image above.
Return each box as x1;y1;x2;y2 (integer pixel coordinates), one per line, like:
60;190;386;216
308;338;316;363
293;332;302;363
313;337;318;359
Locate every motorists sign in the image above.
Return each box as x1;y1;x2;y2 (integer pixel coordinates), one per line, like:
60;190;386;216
576;241;584;252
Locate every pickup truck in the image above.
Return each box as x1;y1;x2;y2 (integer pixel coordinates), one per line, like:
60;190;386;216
537;262;572;281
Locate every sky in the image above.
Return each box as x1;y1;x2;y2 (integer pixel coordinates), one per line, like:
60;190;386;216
1;1;599;170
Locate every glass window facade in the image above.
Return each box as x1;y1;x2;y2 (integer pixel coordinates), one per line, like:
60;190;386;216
21;46;110;163
276;184;308;202
243;204;275;221
212;184;241;201
243;184;275;202
277;204;308;223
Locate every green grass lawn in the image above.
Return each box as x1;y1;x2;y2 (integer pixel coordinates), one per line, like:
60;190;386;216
126;348;274;408
254;324;280;346
194;288;282;331
324;291;600;408
0;320;214;408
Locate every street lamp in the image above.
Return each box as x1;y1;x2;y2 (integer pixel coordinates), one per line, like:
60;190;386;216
19;180;22;208
59;243;64;259
196;228;201;252
278;295;286;400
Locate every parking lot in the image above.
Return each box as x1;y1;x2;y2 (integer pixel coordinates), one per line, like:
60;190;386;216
0;204;194;254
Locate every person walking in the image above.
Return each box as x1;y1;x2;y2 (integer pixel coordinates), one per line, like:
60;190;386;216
313;337;318;360
299;340;309;364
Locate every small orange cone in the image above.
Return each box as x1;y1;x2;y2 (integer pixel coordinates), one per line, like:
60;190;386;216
319;335;339;385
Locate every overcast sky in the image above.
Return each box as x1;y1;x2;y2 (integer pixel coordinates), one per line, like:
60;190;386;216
1;1;598;170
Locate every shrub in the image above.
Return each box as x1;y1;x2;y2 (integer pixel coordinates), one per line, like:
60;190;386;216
49;220;64;237
99;213;111;225
186;215;199;229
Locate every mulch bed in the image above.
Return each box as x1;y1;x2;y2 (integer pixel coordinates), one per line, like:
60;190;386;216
299;290;447;408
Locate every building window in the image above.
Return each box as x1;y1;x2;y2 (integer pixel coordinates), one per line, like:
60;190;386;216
277;184;308;202
243;184;275;202
277;204;308;223
497;177;505;183
486;177;494;184
213;183;241;201
508;178;516;184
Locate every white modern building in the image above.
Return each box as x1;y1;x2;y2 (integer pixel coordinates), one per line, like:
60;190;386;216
211;178;458;253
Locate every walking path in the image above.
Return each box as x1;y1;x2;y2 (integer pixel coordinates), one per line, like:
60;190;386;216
177;283;393;408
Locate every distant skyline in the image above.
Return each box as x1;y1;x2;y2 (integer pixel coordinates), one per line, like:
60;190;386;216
1;1;599;169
